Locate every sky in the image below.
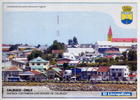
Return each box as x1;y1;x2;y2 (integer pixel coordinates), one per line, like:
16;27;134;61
2;3;137;46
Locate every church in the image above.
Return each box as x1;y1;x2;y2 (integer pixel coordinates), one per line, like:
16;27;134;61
107;26;137;42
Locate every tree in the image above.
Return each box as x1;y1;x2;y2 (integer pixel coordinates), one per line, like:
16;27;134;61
27;50;43;61
45;40;65;53
63;63;68;70
73;36;78;45
9;44;18;51
68;39;73;45
128;50;137;61
58;51;64;58
122;51;127;61
103;58;108;62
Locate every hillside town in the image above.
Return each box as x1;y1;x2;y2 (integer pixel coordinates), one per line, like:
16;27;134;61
2;26;137;83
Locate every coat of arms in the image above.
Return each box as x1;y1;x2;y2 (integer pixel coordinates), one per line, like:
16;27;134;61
121;6;133;24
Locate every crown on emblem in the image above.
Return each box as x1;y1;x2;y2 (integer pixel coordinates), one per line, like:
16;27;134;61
122;6;132;12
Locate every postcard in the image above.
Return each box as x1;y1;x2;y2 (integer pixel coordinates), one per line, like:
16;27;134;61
1;1;138;99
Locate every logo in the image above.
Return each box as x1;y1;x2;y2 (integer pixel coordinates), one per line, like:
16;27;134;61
101;92;132;97
121;6;133;24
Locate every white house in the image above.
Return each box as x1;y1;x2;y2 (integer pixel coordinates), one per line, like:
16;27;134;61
110;65;130;81
69;61;80;66
66;48;95;54
94;41;112;53
63;52;76;60
63;70;72;80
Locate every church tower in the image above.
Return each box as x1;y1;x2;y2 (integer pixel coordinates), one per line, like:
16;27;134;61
108;26;112;42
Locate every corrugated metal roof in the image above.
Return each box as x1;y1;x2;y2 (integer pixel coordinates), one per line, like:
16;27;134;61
52;68;62;74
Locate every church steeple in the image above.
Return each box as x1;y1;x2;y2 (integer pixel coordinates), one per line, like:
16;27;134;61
108;26;112;42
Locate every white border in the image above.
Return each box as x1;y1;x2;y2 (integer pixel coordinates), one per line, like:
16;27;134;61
0;0;139;100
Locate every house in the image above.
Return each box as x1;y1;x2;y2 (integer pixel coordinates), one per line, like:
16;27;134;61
104;51;122;57
2;44;10;52
9;50;22;57
79;44;93;48
94;41;112;53
63;52;77;60
62;70;72;80
46;68;62;79
110;65;129;81
81;67;98;81
2;60;26;69
66;48;95;54
52;50;66;57
18;45;36;50
71;67;82;81
2;66;23;81
29;57;49;71
94;41;137;53
19;71;47;82
57;58;72;67
97;66;110;81
69;61;80;66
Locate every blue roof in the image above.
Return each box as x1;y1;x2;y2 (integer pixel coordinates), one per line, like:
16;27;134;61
30;66;44;69
30;57;49;63
52;68;62;74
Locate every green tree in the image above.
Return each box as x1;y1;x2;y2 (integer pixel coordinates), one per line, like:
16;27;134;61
128;50;137;61
63;63;68;70
58;51;64;58
103;58;108;62
27;50;43;61
45;40;65;53
73;36;78;45
122;51;127;60
68;39;73;45
9;44;18;51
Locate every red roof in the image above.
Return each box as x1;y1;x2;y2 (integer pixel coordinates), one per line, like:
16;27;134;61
108;26;112;35
105;51;120;53
7;66;20;71
97;66;110;72
29;71;42;74
112;38;137;42
2;44;10;47
105;54;115;58
52;50;66;54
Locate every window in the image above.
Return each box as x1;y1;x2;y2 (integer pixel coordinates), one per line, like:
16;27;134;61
111;69;115;71
64;72;67;74
32;63;35;65
118;73;122;76
37;63;40;65
125;69;126;71
112;73;116;77
44;63;46;65
19;64;21;68
125;73;126;75
60;61;62;63
116;69;118;71
65;61;67;63
119;69;121;71
32;69;35;71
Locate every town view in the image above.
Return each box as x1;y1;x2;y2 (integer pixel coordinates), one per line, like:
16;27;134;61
2;26;137;92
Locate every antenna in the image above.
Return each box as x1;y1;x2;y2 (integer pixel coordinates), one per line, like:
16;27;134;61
57;15;60;42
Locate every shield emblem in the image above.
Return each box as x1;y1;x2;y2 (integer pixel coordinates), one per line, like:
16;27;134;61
121;6;133;24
